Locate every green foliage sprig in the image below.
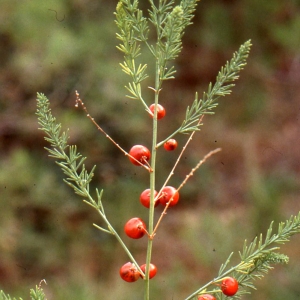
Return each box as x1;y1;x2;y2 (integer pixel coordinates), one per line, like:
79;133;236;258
186;213;300;299
36;93;93;198
36;93;143;274
29;284;46;300
115;0;149;105
0;291;21;300
157;40;252;146
1;281;46;300
155;0;199;81
179;40;252;134
115;0;199;103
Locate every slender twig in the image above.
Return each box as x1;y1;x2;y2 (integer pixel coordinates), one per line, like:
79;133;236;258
152;147;221;237
93;223;112;234
38;279;47;289
177;147;221;192
151;116;205;237
151;197;171;238
159;115;205;191
75;91;152;172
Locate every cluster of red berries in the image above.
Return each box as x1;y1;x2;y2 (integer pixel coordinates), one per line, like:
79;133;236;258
127;104;177;167
140;186;179;208
197;277;239;299
120;262;157;282
122;103;239;295
120;186;179;281
123;186;179;239
120;104;180;282
149;103;178;151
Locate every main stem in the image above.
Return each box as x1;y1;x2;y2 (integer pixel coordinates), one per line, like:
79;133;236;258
145;3;163;298
144;60;160;300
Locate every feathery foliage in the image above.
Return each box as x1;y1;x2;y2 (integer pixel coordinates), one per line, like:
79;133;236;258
115;0;199;103
0;291;21;300
1;284;46;300
185;212;300;299
179;40;252;134
36;93;141;271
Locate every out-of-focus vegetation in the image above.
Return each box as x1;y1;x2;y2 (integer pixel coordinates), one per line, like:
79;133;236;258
0;0;300;299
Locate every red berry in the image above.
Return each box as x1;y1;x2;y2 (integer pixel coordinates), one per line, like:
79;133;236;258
140;189;159;208
159;186;179;207
149;104;166;120
128;145;151;166
221;277;239;296
119;262;140;282
164;139;178;151
140;263;157;279
197;295;216;300
124;217;147;239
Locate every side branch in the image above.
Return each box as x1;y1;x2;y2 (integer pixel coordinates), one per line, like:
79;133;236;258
152;147;221;237
75;91;152;172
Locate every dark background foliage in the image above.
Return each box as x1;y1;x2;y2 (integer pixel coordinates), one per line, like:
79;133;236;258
1;0;300;299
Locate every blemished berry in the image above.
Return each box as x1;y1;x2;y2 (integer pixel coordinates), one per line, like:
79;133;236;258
149;103;166;120
140;189;159;208
197;295;216;300
124;217;147;239
159;186;179;207
221;277;239;296
164;139;178;151
128;145;151;166
119;262;140;282
140;263;157;279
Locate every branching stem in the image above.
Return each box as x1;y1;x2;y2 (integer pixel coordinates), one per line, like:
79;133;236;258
75;91;152;172
152;147;221;237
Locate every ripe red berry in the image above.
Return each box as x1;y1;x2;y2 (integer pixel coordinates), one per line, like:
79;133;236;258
164;139;178;151
140;263;157;279
197;295;216;300
124;217;147;239
140;189;159;208
149;103;166;120
128;145;151;166
119;262;140;282
221;277;239;296
159;186;179;207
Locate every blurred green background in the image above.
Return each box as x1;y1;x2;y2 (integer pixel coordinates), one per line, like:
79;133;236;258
1;0;300;299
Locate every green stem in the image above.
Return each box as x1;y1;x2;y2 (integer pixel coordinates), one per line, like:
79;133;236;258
104;213;143;273
144;1;163;293
137;85;151;112
82;187;143;274
144;60;160;300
